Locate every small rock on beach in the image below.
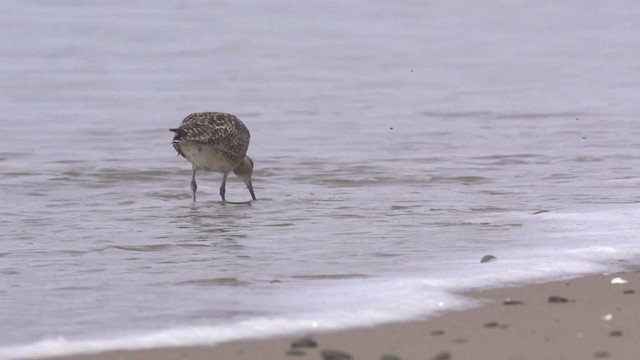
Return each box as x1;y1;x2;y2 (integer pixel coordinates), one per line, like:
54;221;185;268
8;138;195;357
483;321;500;328
380;354;402;360
480;255;497;263
321;349;353;360
503;299;524;305
291;337;318;349
432;351;451;360
608;330;623;337
610;277;628;284
286;349;306;357
548;295;569;303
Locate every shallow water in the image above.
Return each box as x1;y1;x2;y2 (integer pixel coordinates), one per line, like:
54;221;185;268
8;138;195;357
2;1;640;358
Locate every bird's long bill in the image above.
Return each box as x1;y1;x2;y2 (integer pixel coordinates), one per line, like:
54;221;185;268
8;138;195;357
244;178;256;200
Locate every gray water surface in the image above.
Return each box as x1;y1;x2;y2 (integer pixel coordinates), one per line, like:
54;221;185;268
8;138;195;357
2;0;640;355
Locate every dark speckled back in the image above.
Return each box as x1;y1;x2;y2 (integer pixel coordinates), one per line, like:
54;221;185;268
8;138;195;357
170;112;251;167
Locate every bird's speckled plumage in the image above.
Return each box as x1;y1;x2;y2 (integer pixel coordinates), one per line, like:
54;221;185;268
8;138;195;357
170;112;250;168
170;112;256;202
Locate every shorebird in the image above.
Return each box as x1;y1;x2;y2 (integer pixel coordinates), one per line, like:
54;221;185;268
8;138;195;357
170;112;256;202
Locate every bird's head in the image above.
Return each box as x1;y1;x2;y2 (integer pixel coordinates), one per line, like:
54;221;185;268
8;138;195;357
233;156;256;200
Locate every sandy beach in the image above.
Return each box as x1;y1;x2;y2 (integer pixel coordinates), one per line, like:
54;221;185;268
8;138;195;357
46;268;638;360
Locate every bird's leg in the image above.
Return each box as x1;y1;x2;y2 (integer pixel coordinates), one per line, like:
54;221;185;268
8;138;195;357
190;165;197;202
219;172;229;202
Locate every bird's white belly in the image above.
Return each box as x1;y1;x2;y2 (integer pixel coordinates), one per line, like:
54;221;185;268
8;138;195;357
179;142;234;172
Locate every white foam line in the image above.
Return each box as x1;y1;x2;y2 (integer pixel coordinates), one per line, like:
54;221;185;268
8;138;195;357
0;320;311;359
0;294;470;360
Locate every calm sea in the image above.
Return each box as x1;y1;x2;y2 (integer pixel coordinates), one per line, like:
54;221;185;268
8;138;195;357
2;1;640;358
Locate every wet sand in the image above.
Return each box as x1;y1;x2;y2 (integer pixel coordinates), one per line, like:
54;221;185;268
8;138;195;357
47;268;639;360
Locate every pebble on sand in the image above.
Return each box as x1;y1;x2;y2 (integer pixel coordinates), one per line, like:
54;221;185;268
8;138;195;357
480;255;497;263
286;349;306;357
432;351;451;360
380;354;402;360
291;337;318;349
321;349;354;360
593;350;610;358
622;289;635;294
610;277;628;284
548;295;569;303
608;330;623;337
503;299;524;305
430;329;445;336
483;321;500;328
